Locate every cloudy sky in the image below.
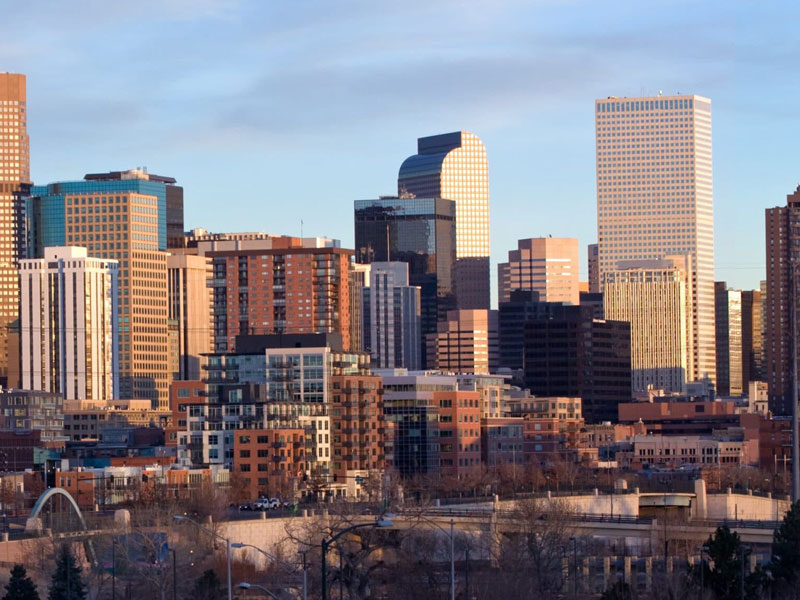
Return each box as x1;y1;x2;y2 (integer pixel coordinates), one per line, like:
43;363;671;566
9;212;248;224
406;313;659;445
3;0;798;300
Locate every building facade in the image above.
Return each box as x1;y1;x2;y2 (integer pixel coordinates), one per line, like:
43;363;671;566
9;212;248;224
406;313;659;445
202;238;352;353
715;282;743;397
602;257;691;394
361;262;421;370
20;246;118;400
741;289;763;387
523;305;631;424
498;237;579;305
427;309;498;375
28;169;178;408
0;74;30;385
588;243;599;293
354;197;456;367
764;187;800;414
168;253;212;380
596;95;715;385
397;132;490;309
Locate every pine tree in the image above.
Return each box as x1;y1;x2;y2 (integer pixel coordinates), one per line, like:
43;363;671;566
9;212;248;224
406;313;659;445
3;564;39;600
190;569;223;600
770;501;800;596
47;545;87;600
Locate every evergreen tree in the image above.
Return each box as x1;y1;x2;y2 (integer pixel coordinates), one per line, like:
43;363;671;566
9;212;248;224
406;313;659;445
600;580;633;600
770;500;800;596
189;569;223;600
693;525;762;600
3;565;39;600
47;545;87;600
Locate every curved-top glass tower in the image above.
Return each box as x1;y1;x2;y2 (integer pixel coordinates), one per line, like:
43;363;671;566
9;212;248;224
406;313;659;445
398;131;490;309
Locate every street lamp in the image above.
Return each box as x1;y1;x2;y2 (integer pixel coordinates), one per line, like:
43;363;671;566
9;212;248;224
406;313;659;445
320;517;393;600
173;515;232;600
239;582;279;599
231;542;306;600
419;517;456;600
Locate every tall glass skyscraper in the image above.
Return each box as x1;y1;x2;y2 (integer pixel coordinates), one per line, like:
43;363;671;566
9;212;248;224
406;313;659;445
398;132;490;309
0;73;30;385
354;197;455;368
595;95;715;384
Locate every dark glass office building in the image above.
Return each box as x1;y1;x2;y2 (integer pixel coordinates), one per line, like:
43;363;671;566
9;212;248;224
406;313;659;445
522;304;631;424
354;197;456;367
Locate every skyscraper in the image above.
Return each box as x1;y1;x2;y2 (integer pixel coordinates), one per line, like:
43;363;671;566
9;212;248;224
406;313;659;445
361;262;421;370
20;247;118;400
595;95;715;384
498;237;579;305
588;243;599;293
354;196;456;367
398;132;490;309
765;186;800;414
0;73;30;384
741;289;763;386
715;282;743;397
167;253;212;380
603;257;691;394
427;309;498;375
28;169;177;408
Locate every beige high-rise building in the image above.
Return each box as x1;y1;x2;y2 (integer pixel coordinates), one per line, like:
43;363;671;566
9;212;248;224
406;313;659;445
427;309;498;374
498;237;579;305
168;253;212;381
603;256;691;393
20;247;118;400
398;131;490;309
596;94;715;384
0;74;30;384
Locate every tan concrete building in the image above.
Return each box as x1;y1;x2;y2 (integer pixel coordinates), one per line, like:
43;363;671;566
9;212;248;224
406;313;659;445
498;237;579;305
168;253;212;380
602;256;691;394
398;132;490;309
20;247;118;400
427;309;497;374
63;398;171;441
596;95;715;385
0;74;30;385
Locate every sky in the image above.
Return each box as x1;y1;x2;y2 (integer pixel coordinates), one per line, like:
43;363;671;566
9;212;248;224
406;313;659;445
3;0;799;302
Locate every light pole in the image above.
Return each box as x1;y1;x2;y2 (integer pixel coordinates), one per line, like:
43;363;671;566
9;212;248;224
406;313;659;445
231;542;305;600
418;516;456;600
570;536;578;597
321;518;393;600
239;582;279;599
173;515;232;600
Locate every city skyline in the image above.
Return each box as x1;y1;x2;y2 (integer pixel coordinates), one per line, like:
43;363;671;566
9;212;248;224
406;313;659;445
1;2;796;299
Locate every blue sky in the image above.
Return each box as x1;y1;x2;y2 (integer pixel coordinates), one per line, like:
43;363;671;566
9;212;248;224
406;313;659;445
3;0;798;301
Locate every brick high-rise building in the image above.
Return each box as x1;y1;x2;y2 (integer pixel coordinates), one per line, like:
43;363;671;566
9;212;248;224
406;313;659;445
765;186;800;414
498;238;579;305
398;132;490;309
596;95;715;385
0;73;30;385
198;237;352;352
28;169;177;408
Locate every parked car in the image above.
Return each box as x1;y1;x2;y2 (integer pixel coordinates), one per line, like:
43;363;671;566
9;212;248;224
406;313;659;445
253;498;282;510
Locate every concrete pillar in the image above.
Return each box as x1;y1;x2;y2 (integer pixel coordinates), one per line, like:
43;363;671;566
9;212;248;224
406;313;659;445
203;515;213;526
581;558;590;594
603;557;612;587
488;511;501;567
434;498;440;507
1;532;8;542
645;557;652;592
594;488;599;496
666;556;673;574
259;511;266;520
547;490;552;499
623;556;631;584
302;509;308;518
694;478;707;520
321;509;329;518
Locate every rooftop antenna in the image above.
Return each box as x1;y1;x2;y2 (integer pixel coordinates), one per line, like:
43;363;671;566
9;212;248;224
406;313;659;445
301;219;304;238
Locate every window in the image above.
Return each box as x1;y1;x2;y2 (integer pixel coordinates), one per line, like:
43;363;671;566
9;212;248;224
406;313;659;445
240;464;251;472
239;450;250;458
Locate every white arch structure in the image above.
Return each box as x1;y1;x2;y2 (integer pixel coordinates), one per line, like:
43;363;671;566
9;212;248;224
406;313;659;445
26;488;98;566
